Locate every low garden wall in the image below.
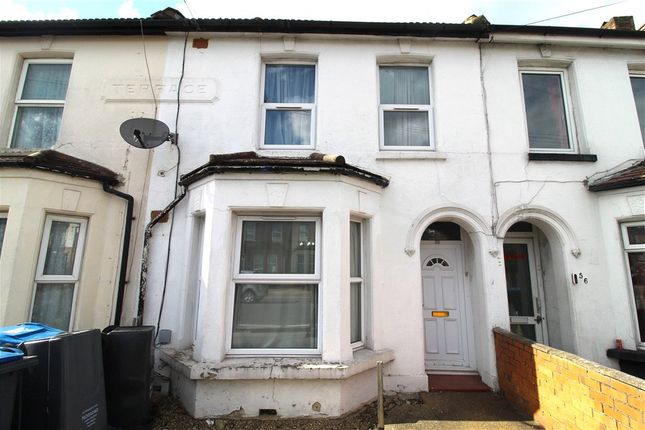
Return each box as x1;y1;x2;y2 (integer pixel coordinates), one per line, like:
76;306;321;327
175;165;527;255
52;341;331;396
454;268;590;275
494;327;645;429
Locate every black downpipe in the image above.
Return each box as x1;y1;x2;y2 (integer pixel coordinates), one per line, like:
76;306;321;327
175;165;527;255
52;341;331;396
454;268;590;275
102;183;134;326
136;186;187;325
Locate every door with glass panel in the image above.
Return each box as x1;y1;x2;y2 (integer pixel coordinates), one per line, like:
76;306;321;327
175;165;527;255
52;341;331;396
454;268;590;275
31;215;87;330
421;244;472;370
503;238;548;343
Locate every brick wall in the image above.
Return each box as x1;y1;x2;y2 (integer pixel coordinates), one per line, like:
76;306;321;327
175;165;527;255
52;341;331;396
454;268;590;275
494;327;645;430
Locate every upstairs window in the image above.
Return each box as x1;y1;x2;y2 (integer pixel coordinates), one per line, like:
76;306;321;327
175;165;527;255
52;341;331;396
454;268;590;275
520;70;577;152
379;66;433;149
630;75;645;144
262;64;316;148
11;60;72;149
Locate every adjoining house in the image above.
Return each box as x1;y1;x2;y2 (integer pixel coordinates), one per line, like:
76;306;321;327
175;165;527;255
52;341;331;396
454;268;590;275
0;11;643;419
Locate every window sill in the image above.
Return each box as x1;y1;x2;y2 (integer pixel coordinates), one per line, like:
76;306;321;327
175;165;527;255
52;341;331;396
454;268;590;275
376;151;447;160
528;153;597;162
159;347;394;381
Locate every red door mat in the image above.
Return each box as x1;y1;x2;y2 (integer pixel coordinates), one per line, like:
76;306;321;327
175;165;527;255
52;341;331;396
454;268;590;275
428;374;491;392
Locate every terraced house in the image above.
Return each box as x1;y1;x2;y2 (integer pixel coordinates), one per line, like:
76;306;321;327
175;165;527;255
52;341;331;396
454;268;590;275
0;9;643;419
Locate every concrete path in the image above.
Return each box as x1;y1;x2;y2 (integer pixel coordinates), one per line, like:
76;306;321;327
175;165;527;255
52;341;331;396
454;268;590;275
384;392;542;430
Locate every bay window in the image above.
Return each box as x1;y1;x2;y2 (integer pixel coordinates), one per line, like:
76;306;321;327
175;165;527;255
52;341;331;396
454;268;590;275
622;221;645;349
350;220;365;346
262;64;316;148
379;66;433;149
520;70;577;152
0;213;7;256
31;215;87;330
231;217;321;353
10;60;72;149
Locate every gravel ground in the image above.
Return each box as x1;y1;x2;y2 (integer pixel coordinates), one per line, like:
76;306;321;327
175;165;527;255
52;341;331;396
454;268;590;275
151;391;539;430
152;394;419;430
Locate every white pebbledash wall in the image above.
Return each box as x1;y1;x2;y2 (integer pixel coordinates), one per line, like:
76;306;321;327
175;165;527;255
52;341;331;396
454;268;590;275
137;32;645;417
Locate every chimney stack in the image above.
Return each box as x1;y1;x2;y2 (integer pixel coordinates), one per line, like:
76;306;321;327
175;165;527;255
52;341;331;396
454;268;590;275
601;16;635;30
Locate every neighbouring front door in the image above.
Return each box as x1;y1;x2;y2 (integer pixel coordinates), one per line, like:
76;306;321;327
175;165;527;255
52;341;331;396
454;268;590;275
421;244;473;371
503;238;548;343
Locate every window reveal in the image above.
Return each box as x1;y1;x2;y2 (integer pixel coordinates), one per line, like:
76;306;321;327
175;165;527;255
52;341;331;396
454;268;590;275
262;64;316;148
379;66;433;149
11;60;72;149
520;71;576;152
232;218;320;352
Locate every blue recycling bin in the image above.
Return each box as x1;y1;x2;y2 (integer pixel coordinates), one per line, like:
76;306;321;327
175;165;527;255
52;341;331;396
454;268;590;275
0;322;64;346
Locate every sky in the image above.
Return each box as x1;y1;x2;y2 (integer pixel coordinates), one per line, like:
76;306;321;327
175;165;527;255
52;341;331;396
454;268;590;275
2;0;644;29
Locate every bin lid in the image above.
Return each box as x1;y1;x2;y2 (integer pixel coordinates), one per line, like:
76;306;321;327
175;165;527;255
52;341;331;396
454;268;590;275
0;346;24;364
0;323;65;346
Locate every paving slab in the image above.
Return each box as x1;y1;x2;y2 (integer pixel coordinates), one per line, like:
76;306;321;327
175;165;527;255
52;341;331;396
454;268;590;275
384;392;542;430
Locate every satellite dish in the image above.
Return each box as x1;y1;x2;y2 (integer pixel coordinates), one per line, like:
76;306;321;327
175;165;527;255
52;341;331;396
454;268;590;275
119;118;171;149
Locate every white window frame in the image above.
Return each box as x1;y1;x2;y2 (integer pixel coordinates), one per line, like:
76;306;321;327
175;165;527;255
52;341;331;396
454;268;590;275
228;215;322;355
30;214;88;330
621;221;645;349
629;73;645;144
519;69;578;154
9;59;73;148
350;219;366;349
260;62;317;150
378;64;434;151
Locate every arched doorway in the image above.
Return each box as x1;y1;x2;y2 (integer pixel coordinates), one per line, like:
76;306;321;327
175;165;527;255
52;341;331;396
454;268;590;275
502;220;575;352
420;222;477;372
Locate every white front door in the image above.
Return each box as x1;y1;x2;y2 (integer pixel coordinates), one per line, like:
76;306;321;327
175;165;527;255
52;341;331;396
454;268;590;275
421;244;473;371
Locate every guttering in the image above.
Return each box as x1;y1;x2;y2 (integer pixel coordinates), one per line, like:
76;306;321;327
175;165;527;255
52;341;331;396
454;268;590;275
136;186;187;325
483;28;645;49
102;183;134;326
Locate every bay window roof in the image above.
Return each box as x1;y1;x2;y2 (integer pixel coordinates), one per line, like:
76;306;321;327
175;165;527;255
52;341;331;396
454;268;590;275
179;152;390;188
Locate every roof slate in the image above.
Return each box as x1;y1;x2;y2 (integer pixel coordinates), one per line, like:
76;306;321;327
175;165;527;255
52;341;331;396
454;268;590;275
179;152;390;187
0;149;121;185
587;159;645;192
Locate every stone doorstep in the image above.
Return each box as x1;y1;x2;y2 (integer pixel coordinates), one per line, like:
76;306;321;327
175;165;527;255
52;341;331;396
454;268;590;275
159;347;395;381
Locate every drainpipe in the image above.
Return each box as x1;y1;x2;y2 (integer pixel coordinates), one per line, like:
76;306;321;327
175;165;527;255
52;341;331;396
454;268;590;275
102;183;134;326
136;186;187;325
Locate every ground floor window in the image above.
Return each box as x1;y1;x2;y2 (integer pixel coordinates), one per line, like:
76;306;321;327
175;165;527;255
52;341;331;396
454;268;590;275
350;220;365;346
31;214;87;330
231;216;321;354
622;221;645;347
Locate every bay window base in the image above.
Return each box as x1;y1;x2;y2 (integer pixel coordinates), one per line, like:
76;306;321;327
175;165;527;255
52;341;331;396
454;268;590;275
159;347;394;418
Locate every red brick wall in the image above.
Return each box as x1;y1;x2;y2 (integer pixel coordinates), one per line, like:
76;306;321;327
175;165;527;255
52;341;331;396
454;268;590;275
494;328;645;430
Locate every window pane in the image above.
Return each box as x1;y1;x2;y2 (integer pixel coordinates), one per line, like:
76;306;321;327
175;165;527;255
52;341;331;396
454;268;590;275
264;65;315;103
380;67;430;105
21;63;71;100
232;284;317;349
383;111;430;147
510;324;536;341
628;252;645;343
11;106;64;149
522;73;571;149
627;225;645;245
240;221;315;274
350;282;362;343
350;222;361;277
0;217;6;256
631;77;645;143
31;283;74;330
265;110;311;146
43;220;81;276
422;222;461;241
504;243;535;316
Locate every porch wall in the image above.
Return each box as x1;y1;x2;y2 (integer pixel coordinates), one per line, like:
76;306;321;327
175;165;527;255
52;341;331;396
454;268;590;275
493;328;645;430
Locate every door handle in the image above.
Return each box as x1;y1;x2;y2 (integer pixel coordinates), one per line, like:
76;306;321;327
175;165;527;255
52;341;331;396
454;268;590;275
535;315;543;324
